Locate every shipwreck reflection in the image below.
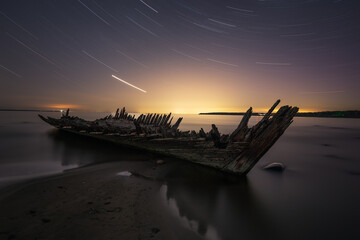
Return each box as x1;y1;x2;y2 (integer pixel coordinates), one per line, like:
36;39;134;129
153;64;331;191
159;163;280;240
49;129;281;239
160;184;221;240
46;129;154;167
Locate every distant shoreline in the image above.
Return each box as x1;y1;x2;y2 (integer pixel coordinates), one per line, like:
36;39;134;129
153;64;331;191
1;109;359;118
0;109;60;112
199;111;360;118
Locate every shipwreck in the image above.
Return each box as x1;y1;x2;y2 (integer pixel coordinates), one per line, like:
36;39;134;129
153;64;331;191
39;100;298;175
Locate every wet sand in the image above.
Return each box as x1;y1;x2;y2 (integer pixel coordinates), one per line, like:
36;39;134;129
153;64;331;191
0;160;204;240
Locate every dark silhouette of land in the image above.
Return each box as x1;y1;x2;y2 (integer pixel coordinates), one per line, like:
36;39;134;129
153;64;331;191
200;110;360;118
0;109;60;112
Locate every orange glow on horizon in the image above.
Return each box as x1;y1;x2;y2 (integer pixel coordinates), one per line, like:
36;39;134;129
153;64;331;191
33;64;353;114
44;104;82;110
133;107;336;114
41;103;333;114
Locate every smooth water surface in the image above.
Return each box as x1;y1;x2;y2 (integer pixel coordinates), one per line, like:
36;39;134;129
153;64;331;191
0;111;359;239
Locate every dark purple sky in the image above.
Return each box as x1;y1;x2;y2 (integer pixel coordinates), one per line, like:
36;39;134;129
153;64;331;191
0;0;359;112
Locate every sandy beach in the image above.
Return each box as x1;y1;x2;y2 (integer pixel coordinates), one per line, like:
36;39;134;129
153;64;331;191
0;159;208;240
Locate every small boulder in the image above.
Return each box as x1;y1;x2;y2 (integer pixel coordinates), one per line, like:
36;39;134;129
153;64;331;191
117;171;132;176
156;159;165;165
263;162;285;171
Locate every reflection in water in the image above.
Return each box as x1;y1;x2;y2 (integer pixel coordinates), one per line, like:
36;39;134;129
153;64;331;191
158;164;278;240
46;129;153;167
160;185;220;240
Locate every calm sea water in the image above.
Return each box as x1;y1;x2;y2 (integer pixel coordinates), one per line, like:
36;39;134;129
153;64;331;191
0;111;359;239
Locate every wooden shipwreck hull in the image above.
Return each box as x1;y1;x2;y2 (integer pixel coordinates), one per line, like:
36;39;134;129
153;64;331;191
39;100;298;175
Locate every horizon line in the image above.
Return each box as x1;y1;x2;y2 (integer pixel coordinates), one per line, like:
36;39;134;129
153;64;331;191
1;108;360;114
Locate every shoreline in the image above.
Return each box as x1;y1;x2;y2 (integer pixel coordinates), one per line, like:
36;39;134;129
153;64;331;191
199;111;360;118
0;159;205;240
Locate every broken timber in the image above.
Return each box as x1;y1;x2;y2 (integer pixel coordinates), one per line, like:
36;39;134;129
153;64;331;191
39;100;298;175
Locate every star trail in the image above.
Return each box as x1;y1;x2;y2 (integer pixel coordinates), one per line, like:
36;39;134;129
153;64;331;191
112;74;147;93
0;0;359;112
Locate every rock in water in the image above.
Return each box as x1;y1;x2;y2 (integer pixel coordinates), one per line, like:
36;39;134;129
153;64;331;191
156;159;165;165
117;171;132;176
263;162;285;171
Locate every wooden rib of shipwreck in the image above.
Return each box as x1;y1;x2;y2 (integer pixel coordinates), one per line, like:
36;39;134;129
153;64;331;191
39;100;298;175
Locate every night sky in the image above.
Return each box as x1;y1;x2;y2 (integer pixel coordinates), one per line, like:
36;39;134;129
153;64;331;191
1;0;359;113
